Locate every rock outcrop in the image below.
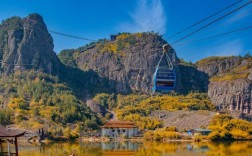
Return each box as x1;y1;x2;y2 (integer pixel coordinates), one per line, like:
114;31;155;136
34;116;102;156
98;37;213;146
76;33;170;94
75;33;208;94
2;14;251;117
197;56;252;115
87;100;107;116
196;56;241;76
208;79;252;114
176;65;209;94
0;14;61;75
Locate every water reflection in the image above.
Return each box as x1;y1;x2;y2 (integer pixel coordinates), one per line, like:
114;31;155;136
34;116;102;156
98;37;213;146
18;141;252;156
102;141;140;150
102;141;140;156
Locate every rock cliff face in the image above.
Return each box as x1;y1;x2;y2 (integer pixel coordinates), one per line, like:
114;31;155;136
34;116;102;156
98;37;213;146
2;14;251;116
76;33;170;94
197;56;252;115
196;56;242;76
75;33;208;94
0;14;61;75
176;64;209;94
208;79;252;114
87;100;107;116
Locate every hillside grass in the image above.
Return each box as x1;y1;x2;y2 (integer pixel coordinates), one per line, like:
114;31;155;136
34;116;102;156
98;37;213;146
196;56;236;66
210;72;249;82
98;32;163;55
93;93;215;130
209;58;252;82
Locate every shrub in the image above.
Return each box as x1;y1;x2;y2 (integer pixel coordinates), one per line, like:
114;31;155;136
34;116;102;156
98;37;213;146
230;130;250;139
144;128;179;141
143;131;154;140
0;109;14;125
193;135;206;142
207;131;220;140
166;126;177;132
208;115;252;140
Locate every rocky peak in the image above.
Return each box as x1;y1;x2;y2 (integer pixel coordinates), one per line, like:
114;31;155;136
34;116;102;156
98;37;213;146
208;79;252;114
69;33;209;94
0;13;61;75
197;56;252;115
196;56;242;77
75;33;182;94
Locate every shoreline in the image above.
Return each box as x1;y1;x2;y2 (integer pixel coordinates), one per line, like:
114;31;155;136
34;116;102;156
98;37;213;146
17;136;252;143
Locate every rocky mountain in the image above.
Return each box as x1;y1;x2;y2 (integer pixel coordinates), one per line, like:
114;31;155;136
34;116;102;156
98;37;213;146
0;12;251;130
0;14;114;99
196;56;242;76
0;14;110;134
0;14;62;75
68;33;207;94
0;14;208;96
76;33;168;94
196;56;252;115
69;37;252;115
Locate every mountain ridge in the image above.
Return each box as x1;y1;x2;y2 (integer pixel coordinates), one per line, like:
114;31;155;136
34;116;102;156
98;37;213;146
0;14;62;75
0;14;251;137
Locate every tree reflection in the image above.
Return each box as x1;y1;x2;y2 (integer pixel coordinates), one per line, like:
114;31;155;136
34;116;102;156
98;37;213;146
18;141;252;156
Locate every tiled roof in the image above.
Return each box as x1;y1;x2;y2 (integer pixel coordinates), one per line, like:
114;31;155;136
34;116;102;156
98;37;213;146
0;126;25;137
192;128;212;132
101;120;137;128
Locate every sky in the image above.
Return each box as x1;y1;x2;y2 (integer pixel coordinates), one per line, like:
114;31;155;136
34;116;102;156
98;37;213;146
0;0;252;62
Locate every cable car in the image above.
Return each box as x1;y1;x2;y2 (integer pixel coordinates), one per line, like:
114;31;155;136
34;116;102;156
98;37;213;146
151;44;176;94
152;67;176;93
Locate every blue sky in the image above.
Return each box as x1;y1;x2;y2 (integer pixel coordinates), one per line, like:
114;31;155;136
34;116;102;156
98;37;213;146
1;0;252;62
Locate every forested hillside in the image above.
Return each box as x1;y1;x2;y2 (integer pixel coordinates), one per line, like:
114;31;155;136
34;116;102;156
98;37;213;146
0;14;251;138
0;70;102;137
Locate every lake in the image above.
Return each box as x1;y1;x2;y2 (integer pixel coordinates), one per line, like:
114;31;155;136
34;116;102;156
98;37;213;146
16;141;252;156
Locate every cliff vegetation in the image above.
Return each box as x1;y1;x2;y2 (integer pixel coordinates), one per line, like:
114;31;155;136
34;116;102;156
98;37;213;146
0;14;252;140
208;114;252;140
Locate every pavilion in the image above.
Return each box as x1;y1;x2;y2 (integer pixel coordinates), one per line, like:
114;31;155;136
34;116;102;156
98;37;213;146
0;126;25;156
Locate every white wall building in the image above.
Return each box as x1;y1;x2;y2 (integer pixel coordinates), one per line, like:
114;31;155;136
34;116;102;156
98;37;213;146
101;121;138;138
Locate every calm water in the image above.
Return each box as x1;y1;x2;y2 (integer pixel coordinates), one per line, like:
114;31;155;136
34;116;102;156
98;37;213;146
14;141;252;156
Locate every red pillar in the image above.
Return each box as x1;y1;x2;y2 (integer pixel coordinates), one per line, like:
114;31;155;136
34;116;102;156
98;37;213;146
14;137;18;156
0;139;2;153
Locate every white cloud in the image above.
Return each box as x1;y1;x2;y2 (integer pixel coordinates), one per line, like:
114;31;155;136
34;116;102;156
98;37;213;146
206;40;244;57
118;0;167;34
224;8;252;24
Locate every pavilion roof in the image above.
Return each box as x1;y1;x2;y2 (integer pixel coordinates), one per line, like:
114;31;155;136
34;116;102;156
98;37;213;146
0;126;25;137
101;120;137;128
190;128;212;132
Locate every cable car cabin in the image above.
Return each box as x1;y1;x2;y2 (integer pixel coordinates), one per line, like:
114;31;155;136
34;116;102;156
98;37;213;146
152;67;176;93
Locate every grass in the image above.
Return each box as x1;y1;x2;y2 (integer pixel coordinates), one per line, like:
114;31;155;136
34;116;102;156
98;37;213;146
209;57;251;82
210;73;249;82
196;56;236;66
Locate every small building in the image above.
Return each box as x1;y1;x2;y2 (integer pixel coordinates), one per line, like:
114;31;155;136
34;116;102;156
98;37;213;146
0;126;25;156
110;35;117;41
101;121;138;138
216;110;228;115
188;128;212;136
